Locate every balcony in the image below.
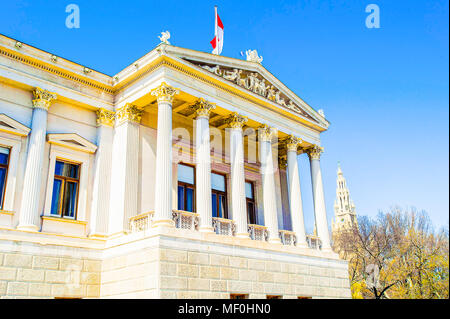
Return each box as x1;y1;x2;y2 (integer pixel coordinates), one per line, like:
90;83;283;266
279;230;296;246
306;235;322;250
128;210;322;251
212;217;236;236
248;224;268;241
172;210;199;231
129;211;154;232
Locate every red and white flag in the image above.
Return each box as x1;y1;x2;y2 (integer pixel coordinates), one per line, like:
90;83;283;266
210;6;224;55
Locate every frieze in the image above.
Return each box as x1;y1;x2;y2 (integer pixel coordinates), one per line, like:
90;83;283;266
193;62;311;119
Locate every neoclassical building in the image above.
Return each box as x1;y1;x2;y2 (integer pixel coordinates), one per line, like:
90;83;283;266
0;34;350;298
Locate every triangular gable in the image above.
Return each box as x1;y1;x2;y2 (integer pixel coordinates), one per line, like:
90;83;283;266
163;46;328;129
0;114;31;137
47;133;97;154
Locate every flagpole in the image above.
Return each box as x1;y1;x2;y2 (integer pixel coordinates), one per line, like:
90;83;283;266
214;6;218;55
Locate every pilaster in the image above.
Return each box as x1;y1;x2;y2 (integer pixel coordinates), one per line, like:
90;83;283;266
108;104;143;234
89;108;115;237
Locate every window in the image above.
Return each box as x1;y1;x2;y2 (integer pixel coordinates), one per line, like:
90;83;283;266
245;181;257;224
50;160;80;219
0;146;10;210
230;294;248;299
177;163;195;212
266;295;282;299
211;172;227;218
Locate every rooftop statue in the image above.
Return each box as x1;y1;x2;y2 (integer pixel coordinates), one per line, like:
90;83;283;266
158;31;171;45
245;49;263;64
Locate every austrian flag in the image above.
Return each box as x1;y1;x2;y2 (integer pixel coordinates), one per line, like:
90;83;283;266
210;7;224;55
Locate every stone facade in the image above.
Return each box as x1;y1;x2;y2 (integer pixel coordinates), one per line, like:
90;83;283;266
0;227;350;298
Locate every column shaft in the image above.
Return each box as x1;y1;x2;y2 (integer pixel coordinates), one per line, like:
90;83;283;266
193;99;215;233
151;83;179;228
309;146;331;250
259;131;281;243
18;109;48;230
18;88;56;231
287;149;307;247
229;127;248;237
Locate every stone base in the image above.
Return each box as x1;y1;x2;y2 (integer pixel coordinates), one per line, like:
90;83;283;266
0;227;351;299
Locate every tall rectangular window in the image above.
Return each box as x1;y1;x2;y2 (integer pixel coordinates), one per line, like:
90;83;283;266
0;146;10;210
211;172;227;219
177;163;195;212
50;160;80;219
245;181;257;224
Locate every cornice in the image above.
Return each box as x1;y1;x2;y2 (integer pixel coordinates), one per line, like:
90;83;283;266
0;35;328;132
0;45;114;94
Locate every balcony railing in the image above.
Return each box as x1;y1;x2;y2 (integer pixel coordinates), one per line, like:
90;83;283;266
129;211;154;232
306;235;322;250
130;211;322;251
279;230;297;246
172;210;199;231
212;217;236;236
248;224;268;241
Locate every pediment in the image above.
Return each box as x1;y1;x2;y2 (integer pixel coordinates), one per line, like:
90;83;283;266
164;48;328;128
47;133;97;154
0;114;31;136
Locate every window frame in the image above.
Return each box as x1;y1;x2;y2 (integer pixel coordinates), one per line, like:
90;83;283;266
211;171;228;219
245;180;257;224
50;159;81;220
43;143;92;222
0;135;23;213
0;145;11;210
177;163;196;212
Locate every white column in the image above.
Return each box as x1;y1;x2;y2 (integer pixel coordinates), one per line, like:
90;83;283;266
89;108;115;236
308;145;331;251
285;136;307;247
193;99;216;232
17;88;56;231
227;113;249;238
258;125;281;243
151;82;179;228
108;104;143;234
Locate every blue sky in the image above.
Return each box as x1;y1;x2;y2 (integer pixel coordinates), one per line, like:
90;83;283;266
1;0;448;231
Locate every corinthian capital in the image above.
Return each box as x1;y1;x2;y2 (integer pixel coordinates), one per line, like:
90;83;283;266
116;103;144;124
151;82;179;103
96;108;115;127
226;112;248;129
258;124;276;142
284;135;302;152
32;87;57;111
190;98;216;119
308;145;324;160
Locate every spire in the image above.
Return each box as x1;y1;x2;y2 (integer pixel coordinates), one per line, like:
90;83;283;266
337;161;342;175
332;163;357;232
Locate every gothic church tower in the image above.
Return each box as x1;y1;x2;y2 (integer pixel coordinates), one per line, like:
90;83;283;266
332;163;357;233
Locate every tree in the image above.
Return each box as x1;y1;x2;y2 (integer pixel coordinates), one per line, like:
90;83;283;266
333;207;449;299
